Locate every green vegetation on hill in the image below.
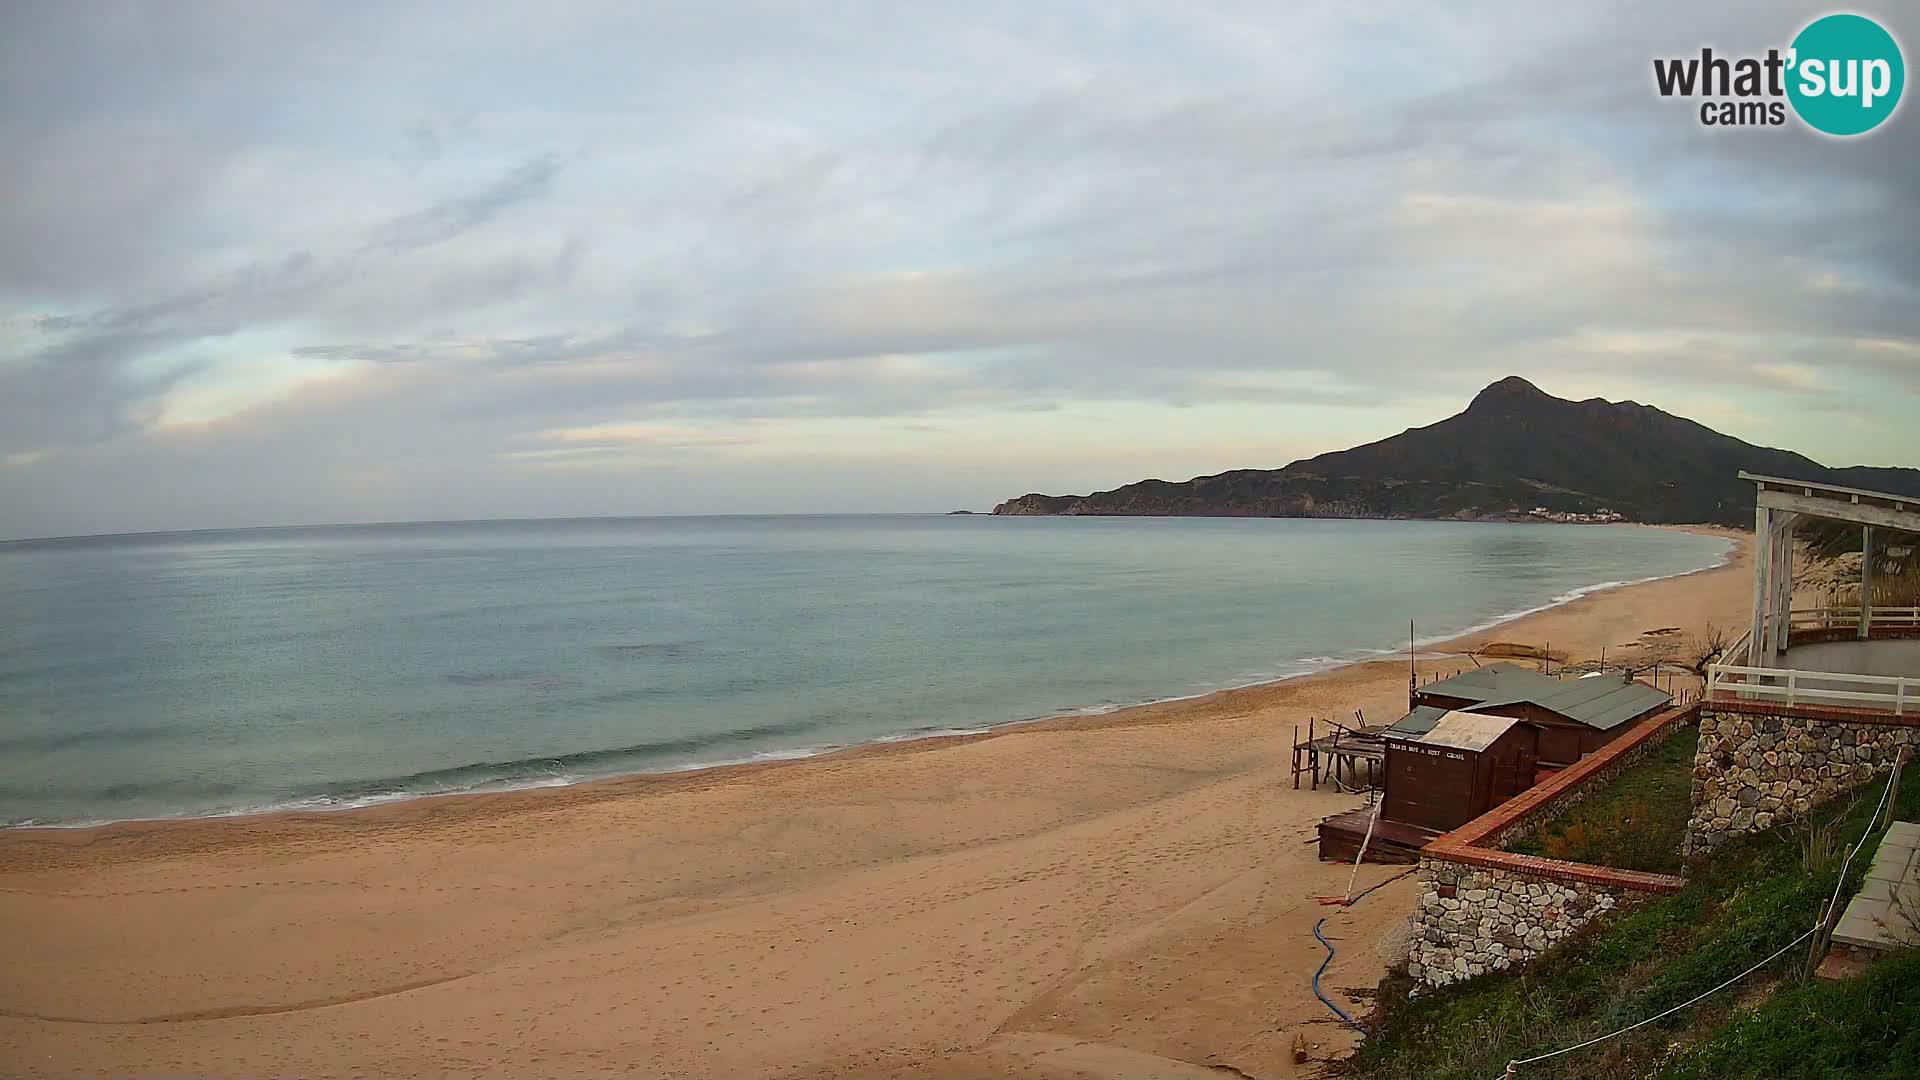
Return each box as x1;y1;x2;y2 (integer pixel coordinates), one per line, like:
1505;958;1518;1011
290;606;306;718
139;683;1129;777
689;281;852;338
1507;729;1699;875
1341;758;1920;1080
993;377;1920;525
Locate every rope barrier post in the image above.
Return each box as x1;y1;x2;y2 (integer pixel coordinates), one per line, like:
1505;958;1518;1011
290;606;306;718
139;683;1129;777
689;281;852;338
1805;901;1830;983
1504;1062;1518;1078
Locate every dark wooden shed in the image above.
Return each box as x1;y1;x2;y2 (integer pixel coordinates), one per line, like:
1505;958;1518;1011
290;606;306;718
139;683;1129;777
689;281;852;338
1380;711;1540;834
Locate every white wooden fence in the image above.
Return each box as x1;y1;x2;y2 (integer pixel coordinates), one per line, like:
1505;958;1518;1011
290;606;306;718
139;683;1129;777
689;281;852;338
1709;604;1918;714
1707;663;1914;715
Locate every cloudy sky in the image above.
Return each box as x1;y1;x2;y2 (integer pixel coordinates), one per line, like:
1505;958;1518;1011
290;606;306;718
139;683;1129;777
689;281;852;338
2;1;1915;539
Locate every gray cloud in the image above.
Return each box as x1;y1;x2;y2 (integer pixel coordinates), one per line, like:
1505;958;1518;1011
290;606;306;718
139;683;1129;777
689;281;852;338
376;155;564;252
1;1;1917;538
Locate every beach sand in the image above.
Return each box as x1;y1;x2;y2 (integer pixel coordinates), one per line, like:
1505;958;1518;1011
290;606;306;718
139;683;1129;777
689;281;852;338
0;526;1751;1080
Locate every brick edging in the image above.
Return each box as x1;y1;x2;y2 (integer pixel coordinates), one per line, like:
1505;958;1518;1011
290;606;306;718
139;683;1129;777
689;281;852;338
1421;840;1687;892
1703;696;1919;727
1419;703;1697;894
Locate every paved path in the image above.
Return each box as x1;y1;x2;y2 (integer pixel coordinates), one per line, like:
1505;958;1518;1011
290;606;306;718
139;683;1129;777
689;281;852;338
1834;820;1920;950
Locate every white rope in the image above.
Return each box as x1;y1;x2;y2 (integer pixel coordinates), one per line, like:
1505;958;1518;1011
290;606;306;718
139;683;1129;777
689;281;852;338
1345;801;1382;904
1499;925;1815;1074
1496;750;1908;1077
1328;771;1368;795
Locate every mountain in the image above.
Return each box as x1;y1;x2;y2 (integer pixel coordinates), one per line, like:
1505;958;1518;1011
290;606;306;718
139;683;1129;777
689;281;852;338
991;377;1920;526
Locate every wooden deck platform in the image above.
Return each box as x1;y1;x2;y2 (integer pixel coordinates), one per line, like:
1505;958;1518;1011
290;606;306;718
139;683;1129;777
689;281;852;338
1316;807;1439;864
1291;714;1386;792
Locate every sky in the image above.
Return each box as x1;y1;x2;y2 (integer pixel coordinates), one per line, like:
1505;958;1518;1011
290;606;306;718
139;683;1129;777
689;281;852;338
2;1;1916;540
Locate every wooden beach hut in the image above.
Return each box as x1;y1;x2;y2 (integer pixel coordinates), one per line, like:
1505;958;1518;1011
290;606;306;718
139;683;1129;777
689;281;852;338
1316;709;1541;863
1413;664;1670;768
1379;711;1541;832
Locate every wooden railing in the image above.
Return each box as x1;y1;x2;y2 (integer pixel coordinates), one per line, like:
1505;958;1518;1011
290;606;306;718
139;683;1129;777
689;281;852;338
1787;606;1920;634
1707;663;1914;715
1720;627;1754;669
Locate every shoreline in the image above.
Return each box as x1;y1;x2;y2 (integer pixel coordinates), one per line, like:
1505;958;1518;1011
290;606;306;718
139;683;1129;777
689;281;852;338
0;525;1754;1079
5;524;1737;836
0;525;1742;857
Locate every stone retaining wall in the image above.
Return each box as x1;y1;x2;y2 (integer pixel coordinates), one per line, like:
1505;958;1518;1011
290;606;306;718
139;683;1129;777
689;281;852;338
1684;700;1919;856
1408;862;1619;986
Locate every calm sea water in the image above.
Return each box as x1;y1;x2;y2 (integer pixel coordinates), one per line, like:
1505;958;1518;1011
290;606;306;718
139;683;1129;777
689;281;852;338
0;516;1729;826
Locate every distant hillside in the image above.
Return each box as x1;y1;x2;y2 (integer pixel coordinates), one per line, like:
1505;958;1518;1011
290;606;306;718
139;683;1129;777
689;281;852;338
992;377;1920;526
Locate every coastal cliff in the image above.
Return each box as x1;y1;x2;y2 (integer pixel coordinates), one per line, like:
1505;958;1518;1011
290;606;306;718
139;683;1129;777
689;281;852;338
992;377;1920;526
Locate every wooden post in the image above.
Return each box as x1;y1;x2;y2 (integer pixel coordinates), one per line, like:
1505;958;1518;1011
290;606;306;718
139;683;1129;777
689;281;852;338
1860;525;1875;640
1774;517;1795;655
1752;505;1773;672
1309;718;1320;789
1807;899;1831;981
1292;725;1301;790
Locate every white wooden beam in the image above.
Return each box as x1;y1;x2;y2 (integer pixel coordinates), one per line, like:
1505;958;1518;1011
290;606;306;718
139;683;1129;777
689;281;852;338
1756;489;1920;532
1774;523;1794;653
1752;505;1773;671
1861;525;1876;640
1740;471;1916;510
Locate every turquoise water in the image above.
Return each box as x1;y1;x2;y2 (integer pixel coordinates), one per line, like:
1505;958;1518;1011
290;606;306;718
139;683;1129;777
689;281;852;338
0;516;1730;826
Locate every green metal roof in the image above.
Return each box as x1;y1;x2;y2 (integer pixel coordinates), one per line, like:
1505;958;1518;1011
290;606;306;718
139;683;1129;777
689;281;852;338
1384;705;1451;739
1416;662;1565;704
1419;663;1672;731
1531;676;1673;731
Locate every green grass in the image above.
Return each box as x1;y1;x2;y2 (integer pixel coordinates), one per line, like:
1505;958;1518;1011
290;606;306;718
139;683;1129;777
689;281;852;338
1507;727;1699;874
1339;758;1920;1080
1659;948;1920;1080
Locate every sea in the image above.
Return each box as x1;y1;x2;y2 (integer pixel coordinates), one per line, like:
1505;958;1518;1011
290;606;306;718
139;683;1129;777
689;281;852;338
0;516;1731;827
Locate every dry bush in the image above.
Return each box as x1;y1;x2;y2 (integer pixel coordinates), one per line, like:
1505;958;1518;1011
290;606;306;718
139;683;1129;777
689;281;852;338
1682;622;1731;676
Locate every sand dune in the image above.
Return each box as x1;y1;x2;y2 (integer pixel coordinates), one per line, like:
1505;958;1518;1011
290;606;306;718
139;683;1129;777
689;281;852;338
0;526;1750;1079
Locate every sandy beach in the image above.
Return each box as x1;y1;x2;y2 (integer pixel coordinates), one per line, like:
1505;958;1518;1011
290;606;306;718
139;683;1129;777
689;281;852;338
0;526;1752;1080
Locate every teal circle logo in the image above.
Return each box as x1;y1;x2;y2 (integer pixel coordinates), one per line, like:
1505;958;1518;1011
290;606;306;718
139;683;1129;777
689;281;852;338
1787;13;1905;136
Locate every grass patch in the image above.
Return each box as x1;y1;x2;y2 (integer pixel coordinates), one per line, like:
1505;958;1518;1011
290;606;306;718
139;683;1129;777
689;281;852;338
1507;726;1699;874
1659;947;1920;1080
1340;757;1919;1080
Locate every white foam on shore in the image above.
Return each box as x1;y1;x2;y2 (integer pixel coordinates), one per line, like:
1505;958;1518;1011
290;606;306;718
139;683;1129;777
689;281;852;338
1045;533;1732;718
4;534;1735;831
1409;536;1732;652
873;726;994;743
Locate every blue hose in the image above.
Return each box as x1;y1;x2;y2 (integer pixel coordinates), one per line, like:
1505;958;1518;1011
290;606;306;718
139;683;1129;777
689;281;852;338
1311;867;1418;1035
1313;915;1367;1032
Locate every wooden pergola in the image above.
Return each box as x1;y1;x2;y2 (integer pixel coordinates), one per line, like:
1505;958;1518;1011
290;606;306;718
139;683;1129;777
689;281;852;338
1743;471;1920;669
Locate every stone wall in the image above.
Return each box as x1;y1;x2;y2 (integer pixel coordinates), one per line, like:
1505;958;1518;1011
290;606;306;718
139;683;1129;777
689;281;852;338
1684;701;1918;856
1408;861;1620;986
